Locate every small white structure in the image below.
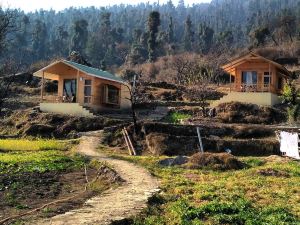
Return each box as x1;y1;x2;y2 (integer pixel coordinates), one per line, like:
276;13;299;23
279;131;300;159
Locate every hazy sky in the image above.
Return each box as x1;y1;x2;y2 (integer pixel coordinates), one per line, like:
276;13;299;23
1;0;211;12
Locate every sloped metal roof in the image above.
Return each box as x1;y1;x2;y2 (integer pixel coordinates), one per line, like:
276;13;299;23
63;60;124;83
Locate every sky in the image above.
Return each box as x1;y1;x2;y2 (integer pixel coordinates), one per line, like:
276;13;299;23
0;0;211;13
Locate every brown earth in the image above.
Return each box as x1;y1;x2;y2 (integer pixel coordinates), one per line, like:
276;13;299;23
187;152;245;170
216;102;286;124
34;131;160;225
1;166;123;224
0;109;123;138
103;122;281;156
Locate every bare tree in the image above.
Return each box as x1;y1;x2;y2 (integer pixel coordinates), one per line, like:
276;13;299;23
171;54;191;85
0;9;19;109
122;69;145;135
0;9;17;54
183;59;215;116
0;59;21;108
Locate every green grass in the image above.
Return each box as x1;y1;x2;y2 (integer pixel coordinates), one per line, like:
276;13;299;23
0;150;86;175
165;112;191;124
110;155;300;225
0;139;69;151
0;139;85;175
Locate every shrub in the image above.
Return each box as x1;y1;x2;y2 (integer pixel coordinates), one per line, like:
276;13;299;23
165;112;191;124
282;82;298;105
287;104;300;124
145;133;168;155
188;152;244;170
217;102;286;124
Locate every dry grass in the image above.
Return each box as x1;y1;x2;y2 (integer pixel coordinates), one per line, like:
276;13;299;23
187;152;245;170
0;139;68;151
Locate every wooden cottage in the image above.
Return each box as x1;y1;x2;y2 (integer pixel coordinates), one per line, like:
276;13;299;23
211;52;292;107
33;60;131;117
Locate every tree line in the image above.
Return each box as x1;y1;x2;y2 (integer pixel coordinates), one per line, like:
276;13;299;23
1;0;300;70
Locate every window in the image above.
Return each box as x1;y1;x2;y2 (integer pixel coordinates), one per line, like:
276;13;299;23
278;77;283;90
263;72;272;84
63;79;77;102
104;85;120;105
85;80;92;85
84;79;92;104
242;71;257;84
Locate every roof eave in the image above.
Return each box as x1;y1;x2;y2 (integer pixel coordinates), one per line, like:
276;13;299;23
34;60;128;85
222;52;292;78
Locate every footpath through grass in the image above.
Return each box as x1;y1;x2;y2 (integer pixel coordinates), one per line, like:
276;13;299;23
112;155;300;225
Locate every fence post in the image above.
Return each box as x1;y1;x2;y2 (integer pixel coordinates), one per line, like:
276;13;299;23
196;127;204;153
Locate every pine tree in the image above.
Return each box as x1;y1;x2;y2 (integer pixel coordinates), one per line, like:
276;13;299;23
147;11;160;62
32;19;47;60
198;23;214;54
183;15;194;51
168;16;174;44
70;19;88;54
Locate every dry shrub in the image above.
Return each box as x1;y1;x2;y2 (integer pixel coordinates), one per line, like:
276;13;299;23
217;102;286;124
146;133;169;155
188;152;244;170
258;168;290;178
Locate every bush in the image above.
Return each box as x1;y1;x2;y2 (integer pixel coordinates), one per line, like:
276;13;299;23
287;104;300;124
145;133;169;155
217;102;286;124
164;112;191;124
188;152;244;170
282;82;298;105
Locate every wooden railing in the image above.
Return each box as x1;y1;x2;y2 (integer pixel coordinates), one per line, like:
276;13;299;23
238;83;274;93
42;95;95;104
240;84;258;92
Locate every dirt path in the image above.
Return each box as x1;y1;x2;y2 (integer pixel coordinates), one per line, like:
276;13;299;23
38;131;160;225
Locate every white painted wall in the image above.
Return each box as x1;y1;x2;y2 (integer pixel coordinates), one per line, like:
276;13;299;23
211;92;280;108
40;103;94;117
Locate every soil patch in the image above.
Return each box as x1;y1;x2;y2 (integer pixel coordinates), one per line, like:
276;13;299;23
216;102;286;124
258;168;290;177
0;109;122;138
103;122;280;156
0;166;123;224
187;152;245;170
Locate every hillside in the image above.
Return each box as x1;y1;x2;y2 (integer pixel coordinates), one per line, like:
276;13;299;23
0;0;300;224
1;0;300;70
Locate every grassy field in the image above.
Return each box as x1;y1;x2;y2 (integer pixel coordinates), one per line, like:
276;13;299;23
0;139;72;151
111;155;300;225
0;139;89;217
0;139;83;175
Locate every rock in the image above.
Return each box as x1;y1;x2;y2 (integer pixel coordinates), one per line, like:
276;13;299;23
209;135;220;139
23;123;56;136
159;156;189;167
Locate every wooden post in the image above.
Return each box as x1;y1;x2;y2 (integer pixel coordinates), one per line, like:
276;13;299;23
122;129;132;155
124;128;136;156
229;73;232;92
269;63;271;92
41;71;45;101
76;70;80;102
196;127;204;153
